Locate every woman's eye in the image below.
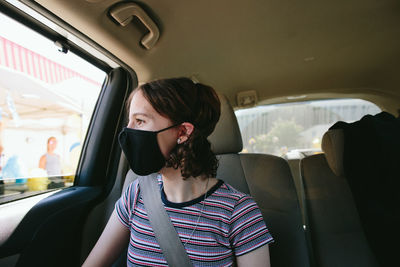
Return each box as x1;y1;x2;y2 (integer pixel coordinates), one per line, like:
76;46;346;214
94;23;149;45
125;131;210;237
136;119;144;126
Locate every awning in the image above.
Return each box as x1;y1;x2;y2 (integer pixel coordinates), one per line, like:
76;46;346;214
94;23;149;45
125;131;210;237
0;36;100;86
0;36;101;132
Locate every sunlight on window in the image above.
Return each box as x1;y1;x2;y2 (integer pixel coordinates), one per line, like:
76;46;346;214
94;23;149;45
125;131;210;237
0;13;106;202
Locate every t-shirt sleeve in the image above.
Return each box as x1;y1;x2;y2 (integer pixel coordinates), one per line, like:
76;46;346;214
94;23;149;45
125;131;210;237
229;195;274;256
115;180;138;228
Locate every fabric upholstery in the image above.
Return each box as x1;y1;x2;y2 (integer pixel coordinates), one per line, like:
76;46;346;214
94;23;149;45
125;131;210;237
321;129;344;177
287;159;307;226
215;154;250;194
239;154;310;267
301;154;378;267
329;112;400;266
208;94;243;154
211;94;310;266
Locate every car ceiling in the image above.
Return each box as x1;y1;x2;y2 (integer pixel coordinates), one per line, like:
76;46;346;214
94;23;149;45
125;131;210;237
33;0;400;112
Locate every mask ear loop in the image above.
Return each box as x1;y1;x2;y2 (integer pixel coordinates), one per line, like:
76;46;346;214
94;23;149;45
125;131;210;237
154;123;182;134
159;122;195;144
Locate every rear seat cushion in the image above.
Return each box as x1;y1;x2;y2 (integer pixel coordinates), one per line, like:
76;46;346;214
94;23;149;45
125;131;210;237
321;129;344;177
301;154;378;267
210;94;310;266
328;112;400;266
240;153;310;267
208;94;242;155
216;154;250;194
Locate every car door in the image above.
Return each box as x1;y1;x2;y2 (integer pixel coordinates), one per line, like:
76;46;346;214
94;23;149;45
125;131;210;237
0;1;135;266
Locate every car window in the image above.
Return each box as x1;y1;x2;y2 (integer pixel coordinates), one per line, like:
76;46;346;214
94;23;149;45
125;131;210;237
0;13;106;203
235;99;381;158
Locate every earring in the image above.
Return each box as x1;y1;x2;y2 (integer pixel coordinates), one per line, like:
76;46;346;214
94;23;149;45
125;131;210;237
177;138;181;144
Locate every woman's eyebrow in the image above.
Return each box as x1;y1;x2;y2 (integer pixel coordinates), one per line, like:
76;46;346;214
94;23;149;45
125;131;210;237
131;112;153;119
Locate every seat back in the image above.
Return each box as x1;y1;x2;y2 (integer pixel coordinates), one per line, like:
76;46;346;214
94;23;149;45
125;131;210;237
325;113;400;266
209;95;310;267
241;154;310;267
301;130;378;266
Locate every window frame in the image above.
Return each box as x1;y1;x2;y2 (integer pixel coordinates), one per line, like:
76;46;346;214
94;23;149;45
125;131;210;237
0;0;136;203
0;2;136;264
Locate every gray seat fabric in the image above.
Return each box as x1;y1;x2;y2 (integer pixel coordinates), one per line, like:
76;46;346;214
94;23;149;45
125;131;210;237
301;153;378;267
216;153;310;267
209;95;310;267
241;154;310;267
287;158;315;265
323;114;400;266
287;158;307;227
321;129;345;177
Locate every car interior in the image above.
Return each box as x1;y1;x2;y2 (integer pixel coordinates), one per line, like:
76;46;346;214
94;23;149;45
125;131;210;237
0;0;399;266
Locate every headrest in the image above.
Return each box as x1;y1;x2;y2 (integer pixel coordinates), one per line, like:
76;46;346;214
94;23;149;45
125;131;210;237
321;129;345;176
208;94;243;154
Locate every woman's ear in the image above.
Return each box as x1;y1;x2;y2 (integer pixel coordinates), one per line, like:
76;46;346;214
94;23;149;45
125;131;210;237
177;122;194;143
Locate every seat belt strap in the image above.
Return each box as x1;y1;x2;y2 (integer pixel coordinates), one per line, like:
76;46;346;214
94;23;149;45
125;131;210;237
139;174;193;267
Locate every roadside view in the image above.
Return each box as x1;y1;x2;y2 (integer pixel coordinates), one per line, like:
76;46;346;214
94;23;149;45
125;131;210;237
236;99;381;157
0;13;105;203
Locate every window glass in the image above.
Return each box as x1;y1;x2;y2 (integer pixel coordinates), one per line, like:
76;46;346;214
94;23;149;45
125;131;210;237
235;99;381;159
0;13;106;203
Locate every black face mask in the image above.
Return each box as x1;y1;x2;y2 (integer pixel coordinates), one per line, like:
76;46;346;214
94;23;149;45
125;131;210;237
118;124;179;176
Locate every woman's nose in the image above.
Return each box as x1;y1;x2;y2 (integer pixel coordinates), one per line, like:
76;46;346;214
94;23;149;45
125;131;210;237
127;120;134;129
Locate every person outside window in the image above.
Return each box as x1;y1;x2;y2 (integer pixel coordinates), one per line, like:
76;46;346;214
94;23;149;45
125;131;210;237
39;137;61;176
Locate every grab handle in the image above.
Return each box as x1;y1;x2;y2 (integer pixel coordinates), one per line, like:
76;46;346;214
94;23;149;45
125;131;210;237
109;3;160;49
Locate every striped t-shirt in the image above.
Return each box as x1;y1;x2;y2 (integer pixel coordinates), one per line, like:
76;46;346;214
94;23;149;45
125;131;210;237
115;175;274;266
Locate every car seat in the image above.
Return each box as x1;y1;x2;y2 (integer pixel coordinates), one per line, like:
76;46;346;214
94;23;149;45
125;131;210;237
301;127;380;266
208;95;310;266
323;112;400;266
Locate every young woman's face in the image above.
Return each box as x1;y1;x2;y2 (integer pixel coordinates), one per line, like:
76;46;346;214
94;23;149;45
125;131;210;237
127;89;179;158
48;138;57;151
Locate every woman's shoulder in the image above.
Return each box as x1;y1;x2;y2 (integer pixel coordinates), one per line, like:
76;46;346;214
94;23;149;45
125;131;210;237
123;178;141;198
213;180;255;205
214;181;265;224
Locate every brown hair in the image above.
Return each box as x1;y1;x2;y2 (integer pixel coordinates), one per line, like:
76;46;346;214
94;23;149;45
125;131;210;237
127;77;221;179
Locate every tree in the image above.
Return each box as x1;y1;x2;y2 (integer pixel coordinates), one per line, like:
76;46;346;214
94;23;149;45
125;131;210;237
245;118;303;155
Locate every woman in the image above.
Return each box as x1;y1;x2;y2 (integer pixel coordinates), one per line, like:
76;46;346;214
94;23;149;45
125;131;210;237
83;78;273;266
39;136;61;176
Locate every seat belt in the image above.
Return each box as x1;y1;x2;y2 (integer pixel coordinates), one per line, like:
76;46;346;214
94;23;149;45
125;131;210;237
139;173;193;267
